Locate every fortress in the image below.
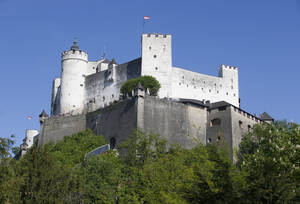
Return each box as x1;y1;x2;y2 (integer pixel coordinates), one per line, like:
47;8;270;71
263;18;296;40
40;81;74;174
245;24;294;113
20;33;273;160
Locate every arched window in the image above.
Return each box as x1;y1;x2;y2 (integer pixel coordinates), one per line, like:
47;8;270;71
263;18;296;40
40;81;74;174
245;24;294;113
210;118;221;127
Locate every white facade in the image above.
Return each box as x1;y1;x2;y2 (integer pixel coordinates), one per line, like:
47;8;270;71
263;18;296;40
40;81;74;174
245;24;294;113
59;45;88;115
51;34;240;116
20;129;39;157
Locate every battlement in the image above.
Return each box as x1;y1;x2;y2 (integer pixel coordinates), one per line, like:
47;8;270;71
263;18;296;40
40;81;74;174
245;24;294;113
219;64;238;70
61;50;88;61
142;33;171;39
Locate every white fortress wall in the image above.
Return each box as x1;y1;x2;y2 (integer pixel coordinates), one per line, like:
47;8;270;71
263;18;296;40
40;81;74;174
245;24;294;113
141;34;172;98
171;65;239;107
86;61;98;75
85;58;142;112
51;78;61;115
25;129;39;148
60;49;88;114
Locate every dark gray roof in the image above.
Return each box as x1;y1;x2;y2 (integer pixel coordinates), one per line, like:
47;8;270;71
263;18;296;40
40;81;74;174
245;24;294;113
70;40;80;51
208;101;232;110
178;98;210;107
260;112;274;120
39;110;49;118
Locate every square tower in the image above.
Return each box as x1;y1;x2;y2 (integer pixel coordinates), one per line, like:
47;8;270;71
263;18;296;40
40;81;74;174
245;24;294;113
141;34;172;98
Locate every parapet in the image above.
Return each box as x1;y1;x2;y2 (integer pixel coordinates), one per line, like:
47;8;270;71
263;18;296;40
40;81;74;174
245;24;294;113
61;49;88;62
142;33;171;39
219;64;238;70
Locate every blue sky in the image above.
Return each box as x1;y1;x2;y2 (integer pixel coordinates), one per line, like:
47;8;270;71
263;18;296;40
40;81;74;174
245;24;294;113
0;0;299;146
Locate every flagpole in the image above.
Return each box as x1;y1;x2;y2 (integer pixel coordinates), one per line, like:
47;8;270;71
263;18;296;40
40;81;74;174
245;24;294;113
142;19;145;34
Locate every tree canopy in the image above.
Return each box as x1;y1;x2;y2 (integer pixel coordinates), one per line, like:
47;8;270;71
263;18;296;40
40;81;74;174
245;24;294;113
120;75;161;97
0;121;299;203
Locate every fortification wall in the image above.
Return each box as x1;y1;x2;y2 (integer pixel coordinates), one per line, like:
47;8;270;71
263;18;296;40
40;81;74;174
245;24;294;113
230;106;262;160
138;97;207;149
84;58;141;112
141;34;172;98
86;98;138;147
171;65;239;107
39;114;86;145
206;106;233;156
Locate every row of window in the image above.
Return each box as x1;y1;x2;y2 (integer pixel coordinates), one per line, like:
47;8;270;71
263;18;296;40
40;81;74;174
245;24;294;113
210;118;252;130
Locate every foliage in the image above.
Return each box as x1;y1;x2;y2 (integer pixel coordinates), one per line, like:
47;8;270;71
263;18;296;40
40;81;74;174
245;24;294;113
0;121;299;203
120;75;161;97
237;121;300;203
0;134;16;159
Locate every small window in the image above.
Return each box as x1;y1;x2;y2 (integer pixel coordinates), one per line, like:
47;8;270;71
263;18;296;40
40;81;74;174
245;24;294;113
93;67;95;69
248;125;251;131
203;81;206;84
187;84;188;87
226;92;228;95
179;83;181;85
210;118;221;126
194;86;196;89
217;91;219;93
149;46;152;50
80;84;83;87
209;89;211;92
155;67;158;70
207;138;212;143
217;137;221;141
239;120;243;127
234;93;236;97
112;94;114;98
220;84;222;88
153;55;157;58
182;76;184;79
103;96;105;101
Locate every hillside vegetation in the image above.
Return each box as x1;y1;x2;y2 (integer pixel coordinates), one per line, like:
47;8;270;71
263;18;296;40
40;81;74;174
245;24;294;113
0;122;299;203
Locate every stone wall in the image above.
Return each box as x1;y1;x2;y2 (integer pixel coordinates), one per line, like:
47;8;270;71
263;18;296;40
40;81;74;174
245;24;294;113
171;65;239;107
38;114;86;145
86;98;138;147
138;97;207;149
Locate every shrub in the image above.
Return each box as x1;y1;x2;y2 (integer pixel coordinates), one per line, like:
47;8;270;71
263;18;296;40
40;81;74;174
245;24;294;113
120;76;161;97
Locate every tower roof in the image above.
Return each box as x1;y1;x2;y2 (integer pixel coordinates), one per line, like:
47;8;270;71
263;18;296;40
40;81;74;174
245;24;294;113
109;58;118;65
39;110;49;118
70;40;80;51
260;112;274;121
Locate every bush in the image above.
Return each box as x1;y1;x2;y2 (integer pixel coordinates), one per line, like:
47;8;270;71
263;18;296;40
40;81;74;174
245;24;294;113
120;76;161;97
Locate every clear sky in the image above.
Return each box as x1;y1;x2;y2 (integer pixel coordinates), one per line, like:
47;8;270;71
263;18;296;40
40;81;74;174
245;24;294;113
0;0;299;146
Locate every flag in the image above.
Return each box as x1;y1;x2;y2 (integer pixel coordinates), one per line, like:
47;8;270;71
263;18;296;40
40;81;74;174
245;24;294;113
144;16;150;20
27;116;33;120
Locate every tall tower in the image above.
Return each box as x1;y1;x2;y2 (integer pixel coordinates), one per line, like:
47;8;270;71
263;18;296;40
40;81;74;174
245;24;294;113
60;40;88;115
141;34;172;98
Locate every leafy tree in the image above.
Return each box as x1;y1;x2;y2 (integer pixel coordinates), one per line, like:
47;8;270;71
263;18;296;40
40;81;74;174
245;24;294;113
0;134;16;159
120;75;161;97
237;121;300;203
83;151;123;204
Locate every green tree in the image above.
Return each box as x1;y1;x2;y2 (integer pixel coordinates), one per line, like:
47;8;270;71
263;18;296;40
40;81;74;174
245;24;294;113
120;75;161;97
237;121;300;203
0;134;16;159
83;151;123;204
